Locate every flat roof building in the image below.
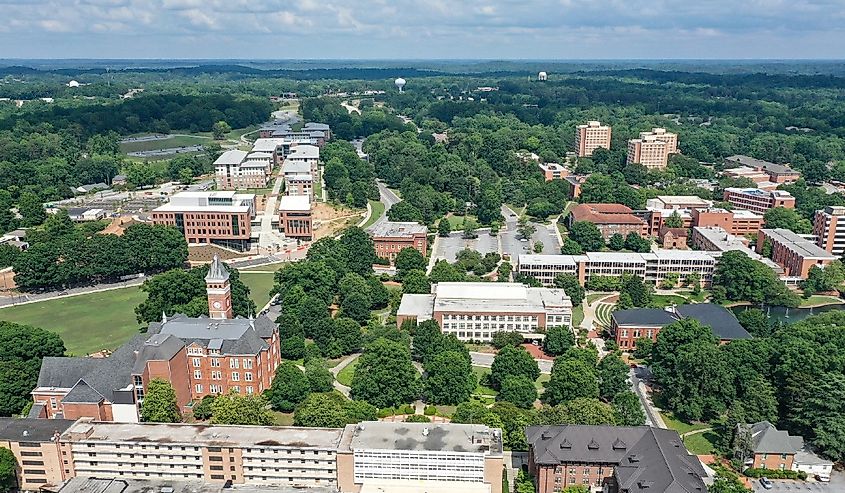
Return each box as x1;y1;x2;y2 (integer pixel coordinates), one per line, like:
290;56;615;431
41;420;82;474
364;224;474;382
723;188;795;215
214;150;272;191
368;221;428;263
151;192;256;251
725;155;799;184
756;228;837;279
0;417;75;490
626;128;678;170
538;162;567;181
813;205;845;256
279;195;313;241
574;121;612;157
396;282;572;342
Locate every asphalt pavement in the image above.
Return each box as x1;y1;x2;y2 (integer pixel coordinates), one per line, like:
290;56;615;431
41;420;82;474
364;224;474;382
470;351;552;374
751;475;844;493
433;230;499;262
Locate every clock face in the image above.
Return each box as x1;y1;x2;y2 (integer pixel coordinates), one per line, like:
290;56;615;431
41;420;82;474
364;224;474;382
213;301;222;309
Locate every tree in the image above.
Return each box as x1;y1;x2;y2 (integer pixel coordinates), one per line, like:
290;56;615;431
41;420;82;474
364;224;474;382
0;322;65;416
712;251;799;307
341;292;372;324
489;346;540;390
334;317;363;354
140;379;181;423
517;217;536;240
624;232;652;253
535;398;617;426
269;362;310;412
462;217;479;239
351;338;420;407
412;319;444;363
543;359;599;405
438;219;451;237
608;233;625;251
612;391;646;426
553;274;585;306
597;352;629;401
279;312;306;360
212;120;232;140
560;238;583;255
736;308;772;338
0;447;16;493
395;247;426;278
192;395;215;420
543;326;575;356
293;392;349;428
402;269;431;294
305;359;335;393
17;192;46;227
633;338;654;363
568;221;604;252
491;331;524;349
498;375;538;408
665;210;684;229
709;467;752;493
423;350;475;404
764;207;812;234
497;261;512;282
429;260;465;283
533;241;544;253
211;392;274;425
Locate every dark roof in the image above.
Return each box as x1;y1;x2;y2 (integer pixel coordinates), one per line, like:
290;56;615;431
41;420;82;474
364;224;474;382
674;304;751;340
156;314;270;356
252;315;276;338
62;380;105;403
38;357;99;388
612;309;676;327
741;421;804;455
0;417;75;442
527;425;706;493
131;334;186;374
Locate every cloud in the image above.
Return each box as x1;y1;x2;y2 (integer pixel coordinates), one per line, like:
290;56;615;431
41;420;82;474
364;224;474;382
0;0;843;58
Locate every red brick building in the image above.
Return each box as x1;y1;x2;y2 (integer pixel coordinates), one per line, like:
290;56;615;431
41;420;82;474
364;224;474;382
756;228;836;278
723;188;795;215
567;203;648;240
279;195;313;241
368;221;428;263
151;191;256;251
737;421;803;471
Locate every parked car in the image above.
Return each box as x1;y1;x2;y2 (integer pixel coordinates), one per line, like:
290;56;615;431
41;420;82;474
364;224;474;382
759;477;773;490
816;474;830;482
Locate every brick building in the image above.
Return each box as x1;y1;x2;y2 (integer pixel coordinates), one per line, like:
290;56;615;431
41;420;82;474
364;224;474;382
724;155;800;184
396;282;572;343
736;421;803;471
722;188;795;215
32;257;282;422
626;128;678;170
151;192;256;251
538;162;568;181
574;121;612;157
526;425;706;493
756;228;836;279
813;205;845;256
0;418;75;490
567;204;648;240
278;195;313;241
658;226;688;249
368;221;428;263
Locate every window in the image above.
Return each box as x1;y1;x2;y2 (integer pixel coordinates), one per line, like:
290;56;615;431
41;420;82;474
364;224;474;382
195;384;203;393
230;359;239;369
245;372;253;382
192;358;201;368
231;386;240;393
232;372;240;382
243;359;253;369
246;386;254;394
210;358;220;367
194;370;202;379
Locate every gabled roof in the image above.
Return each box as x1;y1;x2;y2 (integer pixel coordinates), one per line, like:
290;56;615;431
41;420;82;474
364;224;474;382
131;334;186;373
61;380;105;403
612;308;676;327
743;421;804;455
205;255;230;282
674;304;751;340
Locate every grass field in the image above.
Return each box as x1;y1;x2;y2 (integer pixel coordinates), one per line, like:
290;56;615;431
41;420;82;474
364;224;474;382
595;303;614;328
120;135;210;153
660;412;710;435
447;215;479;230
651;294;689;308
683;430;719;455
361;200;385;229
271;411;295;426
799;295;843;307
0;286;145;356
239;272;276;308
336;359;358;387
586;292;613;304
572;305;585;327
677;290;710;303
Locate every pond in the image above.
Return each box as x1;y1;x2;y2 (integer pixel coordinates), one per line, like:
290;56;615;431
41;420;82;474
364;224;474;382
731;303;844;325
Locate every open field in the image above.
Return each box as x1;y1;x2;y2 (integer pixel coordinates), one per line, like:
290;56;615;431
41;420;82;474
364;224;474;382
239;272;276;308
595;303;614;328
586;292;613;304
0;286;145;356
683;430;718;455
799;295;843;307
361;200;385;229
446;214;479;230
660;412;710;435
652;294;689;308
120;135;210;153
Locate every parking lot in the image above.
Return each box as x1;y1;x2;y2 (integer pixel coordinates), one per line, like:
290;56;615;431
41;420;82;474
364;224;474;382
751;475;844;493
432;229;499;262
499;220;560;258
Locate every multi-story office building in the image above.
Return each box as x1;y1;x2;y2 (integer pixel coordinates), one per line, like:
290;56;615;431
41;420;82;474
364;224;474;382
516;250;716;287
368;221;428;263
756;228;837;279
61;420;343;488
151;192;256;251
724;155;800;184
0;418;75;490
337;422;503;493
278;195;313;241
527;425;706;493
213;150;273;190
567;204;648;240
32;257;281;422
538;162;568;181
723;188;795;215
642;196;764;237
396;282;572;342
813;205;845;256
574;121;612;157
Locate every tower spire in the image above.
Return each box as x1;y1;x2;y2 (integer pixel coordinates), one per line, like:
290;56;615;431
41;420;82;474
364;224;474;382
206;255;233;319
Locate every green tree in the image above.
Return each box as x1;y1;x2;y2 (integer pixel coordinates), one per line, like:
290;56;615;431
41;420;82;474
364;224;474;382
543;326;575;356
612;391;646;426
412;319;443;363
293;392;349;428
395;247;426;278
304;359;335;393
192;395;215;420
351;338;420;407
560;238;584;255
489;346;540;390
633;338;654;363
597;352;629;401
212;120;232;140
764;207;812;234
341;291;372;324
269;361;310;412
438;219;451;237
665;210;684;229
553;274;585;306
339;226;378;276
423;350;475;405
17;192;46;227
624;232;652;253
0;447;16;493
543;359;599;405
517;217;536;240
608;233;625;251
533;241;544;253
709;467;752;493
279;312;306;360
568;221;604;252
712;251;799;307
210;392;274;426
402;269;431;294
429;260;466;283
491;331;524;349
140;378;181;423
498;375;538;408
497;261;512;282
535;398;617;426
462;217;479;239
736;308;772;338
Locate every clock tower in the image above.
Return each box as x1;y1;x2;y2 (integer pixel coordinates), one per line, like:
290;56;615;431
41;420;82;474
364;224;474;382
206;255;233;319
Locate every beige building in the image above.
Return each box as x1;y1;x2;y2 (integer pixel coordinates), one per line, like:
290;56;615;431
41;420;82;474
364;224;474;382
626;128;679;170
574;121;612;157
642;127;678;153
0;418;75;490
813;205;845;256
214;150;273;190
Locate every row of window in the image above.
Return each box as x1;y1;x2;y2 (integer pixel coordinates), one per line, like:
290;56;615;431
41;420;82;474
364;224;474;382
190;357;255;369
197;384;254;394
193;370;255;381
443;314;539;322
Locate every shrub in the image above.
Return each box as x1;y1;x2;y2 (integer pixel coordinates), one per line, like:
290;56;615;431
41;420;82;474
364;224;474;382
405;414;431;423
399;404;415;415
743;468;804;480
377;407;395;418
424;405;437;416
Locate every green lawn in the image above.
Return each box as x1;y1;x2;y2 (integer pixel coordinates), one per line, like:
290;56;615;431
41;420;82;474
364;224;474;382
472;366;498;396
120;135;210;153
799;295;843;307
271;411;295;426
683;430;718;455
0;286;146;356
572;305;585;327
361;200;386;229
336;359;358;387
660;412;710;435
241;262;286;272
447;215;479;230
678;290;710;303
239;272;276;308
586;292;613;304
651;294;689;308
595;303;614;327
536;373;550;391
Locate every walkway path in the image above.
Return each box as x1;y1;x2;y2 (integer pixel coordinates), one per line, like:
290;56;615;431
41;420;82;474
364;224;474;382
256;167;290;252
629;366;667;429
330;353;360;397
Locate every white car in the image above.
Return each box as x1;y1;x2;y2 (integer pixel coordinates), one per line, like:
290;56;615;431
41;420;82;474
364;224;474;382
816;473;830;482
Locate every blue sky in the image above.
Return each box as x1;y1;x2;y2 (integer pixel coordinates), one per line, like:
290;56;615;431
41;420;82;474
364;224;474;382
1;0;844;59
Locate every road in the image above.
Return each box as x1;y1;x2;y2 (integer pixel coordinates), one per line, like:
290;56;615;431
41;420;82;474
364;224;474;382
370;181;400;228
470;351;552;374
629;365;665;428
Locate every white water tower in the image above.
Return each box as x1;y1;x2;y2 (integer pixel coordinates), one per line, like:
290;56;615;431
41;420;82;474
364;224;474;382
538;72;548;81
395;78;406;93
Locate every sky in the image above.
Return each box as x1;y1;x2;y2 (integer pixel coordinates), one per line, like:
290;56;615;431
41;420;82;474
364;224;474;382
1;0;845;60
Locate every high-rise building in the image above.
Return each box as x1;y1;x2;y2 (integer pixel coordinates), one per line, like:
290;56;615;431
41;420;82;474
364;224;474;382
641;127;678;153
813;205;845;256
626;128;679;170
574;121;612;157
213;149;273;190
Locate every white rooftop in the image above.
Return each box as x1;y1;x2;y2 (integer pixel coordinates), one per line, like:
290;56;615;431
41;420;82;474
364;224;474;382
288;145;320;160
214;149;248;165
251;138;287;152
282;160;311;174
279;195;311;211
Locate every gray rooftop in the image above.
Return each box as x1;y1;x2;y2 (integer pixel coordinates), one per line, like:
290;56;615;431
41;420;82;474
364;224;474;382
527;425;706;493
396;294;435;321
153;314;270;356
341;422;502;456
761;228;837;260
0;417;75;442
368;221;428;238
56;477;338;493
673;304;751;340
742;421;804;455
63;421;343;450
205;255;230;282
282;160;311;174
726;155;797;175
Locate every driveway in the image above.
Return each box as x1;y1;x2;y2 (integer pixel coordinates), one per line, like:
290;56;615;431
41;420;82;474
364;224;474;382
433;230;499;262
499;205;560;258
